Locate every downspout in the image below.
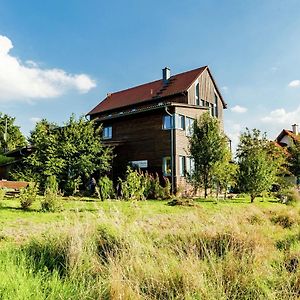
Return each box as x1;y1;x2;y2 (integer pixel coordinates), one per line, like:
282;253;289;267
165;106;175;194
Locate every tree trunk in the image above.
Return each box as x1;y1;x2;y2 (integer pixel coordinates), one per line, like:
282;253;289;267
250;194;255;203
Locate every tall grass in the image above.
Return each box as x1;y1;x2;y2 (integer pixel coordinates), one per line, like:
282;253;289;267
1;203;300;299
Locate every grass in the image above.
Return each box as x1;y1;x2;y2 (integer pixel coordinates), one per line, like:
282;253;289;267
0;196;300;299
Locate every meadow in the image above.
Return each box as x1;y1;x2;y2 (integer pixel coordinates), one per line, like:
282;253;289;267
0;196;300;299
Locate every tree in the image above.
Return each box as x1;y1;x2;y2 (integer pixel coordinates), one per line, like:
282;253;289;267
236;128;285;202
189;112;230;198
12;115;113;194
288;140;300;185
0;113;26;152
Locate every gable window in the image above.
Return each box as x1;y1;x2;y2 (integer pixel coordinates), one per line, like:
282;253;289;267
210;103;214;116
102;126;112;140
162;156;171;176
179;156;186;177
200;99;205;107
214;93;219;118
195;82;200;105
163;115;173;130
186;117;195;137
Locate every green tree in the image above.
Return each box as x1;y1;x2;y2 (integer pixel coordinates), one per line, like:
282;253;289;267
288;140;300;185
189;112;230;198
236;128;285;202
12;115;112;194
0;113;26;152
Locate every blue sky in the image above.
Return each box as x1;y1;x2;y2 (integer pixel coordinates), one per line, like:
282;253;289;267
0;0;299;148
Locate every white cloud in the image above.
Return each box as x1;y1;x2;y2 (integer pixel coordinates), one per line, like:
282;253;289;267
261;106;300;124
224;120;242;153
0;35;96;102
29;117;41;124
231;105;247;113
288;80;300;88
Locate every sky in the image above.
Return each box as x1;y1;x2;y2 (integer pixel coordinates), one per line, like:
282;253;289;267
0;0;299;150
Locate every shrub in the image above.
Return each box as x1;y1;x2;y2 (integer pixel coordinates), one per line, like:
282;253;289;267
20;183;38;210
276;188;300;205
96;176;114;201
41;175;60;212
0;188;6;206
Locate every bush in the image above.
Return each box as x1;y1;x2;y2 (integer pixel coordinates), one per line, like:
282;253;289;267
0;188;6;202
41;175;60;212
20;183;38;210
276;188;300;205
96;176;114;201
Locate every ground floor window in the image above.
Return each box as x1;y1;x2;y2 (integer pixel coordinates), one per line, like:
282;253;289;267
179;156;186;177
162;156;171;176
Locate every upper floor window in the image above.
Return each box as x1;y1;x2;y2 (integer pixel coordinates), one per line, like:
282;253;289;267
175;114;185;130
163;115;173;130
186;117;195;137
200;99;205;107
186;157;195;175
102;126;112;139
195;83;200;105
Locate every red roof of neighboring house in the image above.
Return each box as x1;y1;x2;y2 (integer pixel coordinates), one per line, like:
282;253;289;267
88;66;226;115
276;129;300;144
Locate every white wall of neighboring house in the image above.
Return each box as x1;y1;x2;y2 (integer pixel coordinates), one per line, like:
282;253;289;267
280;135;293;147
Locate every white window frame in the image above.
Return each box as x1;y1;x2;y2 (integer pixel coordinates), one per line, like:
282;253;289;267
162;115;173;130
185;117;195;137
179;156;186;177
102;126;112;140
162;156;171;176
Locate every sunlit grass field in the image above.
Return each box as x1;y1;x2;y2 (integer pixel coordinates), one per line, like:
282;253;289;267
0;196;300;299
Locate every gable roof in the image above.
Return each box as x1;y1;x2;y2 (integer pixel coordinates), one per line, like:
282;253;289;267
276;129;300;145
88;66;226;115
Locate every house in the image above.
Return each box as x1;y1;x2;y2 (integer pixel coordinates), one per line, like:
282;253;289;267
87;66;227;193
275;124;299;186
276;124;299;148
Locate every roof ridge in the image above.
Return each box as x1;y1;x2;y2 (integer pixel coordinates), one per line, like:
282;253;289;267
108;66;207;96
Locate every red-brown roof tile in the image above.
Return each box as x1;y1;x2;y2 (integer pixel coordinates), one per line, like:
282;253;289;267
88;66;224;115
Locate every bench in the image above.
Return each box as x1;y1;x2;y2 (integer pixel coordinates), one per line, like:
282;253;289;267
0;180;30;196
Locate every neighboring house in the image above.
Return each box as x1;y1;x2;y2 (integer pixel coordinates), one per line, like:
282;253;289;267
276;124;299;148
275;124;299;185
87;66;227;193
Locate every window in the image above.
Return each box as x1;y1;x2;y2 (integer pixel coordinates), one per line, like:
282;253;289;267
179;156;186;177
210;103;214;116
163;115;173;130
102;126;112;139
185;117;195;137
195;82;200;105
186;157;195;175
175;114;185;130
200;99;205;107
162;157;171;176
214;93;219;118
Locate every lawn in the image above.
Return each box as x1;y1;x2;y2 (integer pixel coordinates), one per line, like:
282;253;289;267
0;196;299;299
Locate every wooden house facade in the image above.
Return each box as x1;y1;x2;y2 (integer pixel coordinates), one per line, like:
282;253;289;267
87;66;227;193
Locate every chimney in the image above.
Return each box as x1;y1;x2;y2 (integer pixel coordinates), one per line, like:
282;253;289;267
162;67;170;84
292;124;299;135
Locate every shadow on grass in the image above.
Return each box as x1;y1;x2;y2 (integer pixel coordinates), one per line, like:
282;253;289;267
0;206;41;212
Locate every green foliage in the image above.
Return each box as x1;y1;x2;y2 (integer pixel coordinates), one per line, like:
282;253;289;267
12;115;112;194
0;113;26;153
0;188;6;207
189;112;230;198
236;128;286;202
118;167;171;200
288;140;300;183
41;175;60;212
20;183;38;210
96;176;114;201
0;154;14;165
